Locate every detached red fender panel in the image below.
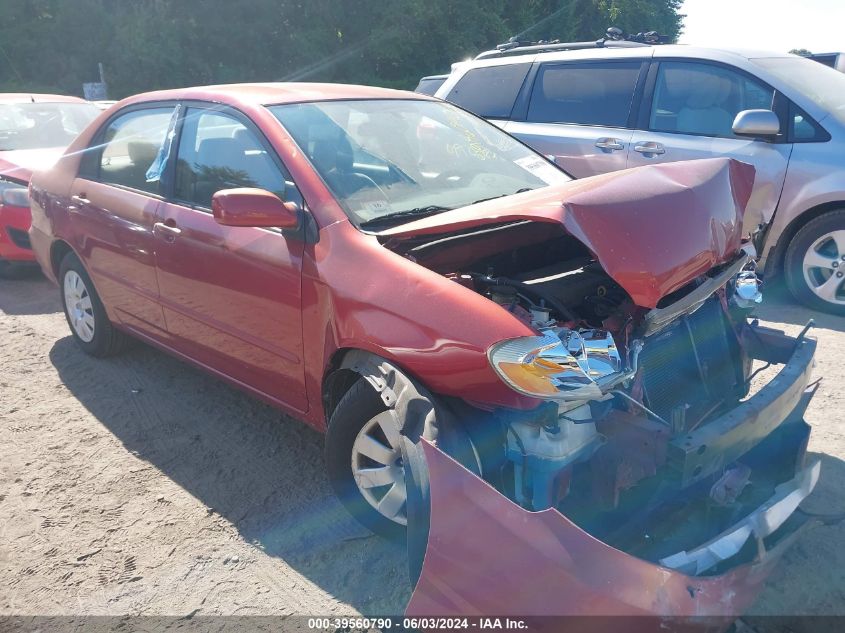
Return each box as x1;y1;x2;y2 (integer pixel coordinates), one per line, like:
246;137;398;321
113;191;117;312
406;440;813;633
382;158;755;308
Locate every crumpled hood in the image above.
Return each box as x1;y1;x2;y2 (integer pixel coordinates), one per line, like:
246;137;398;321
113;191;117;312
381;158;755;308
0;147;65;183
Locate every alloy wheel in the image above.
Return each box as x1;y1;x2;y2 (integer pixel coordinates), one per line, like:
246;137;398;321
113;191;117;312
802;229;845;305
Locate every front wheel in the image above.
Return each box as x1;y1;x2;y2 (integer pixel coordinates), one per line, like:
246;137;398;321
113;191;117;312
59;251;130;356
784;209;845;315
325;379;409;541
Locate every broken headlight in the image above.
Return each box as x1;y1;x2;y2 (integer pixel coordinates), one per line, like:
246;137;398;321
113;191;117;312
488;328;627;401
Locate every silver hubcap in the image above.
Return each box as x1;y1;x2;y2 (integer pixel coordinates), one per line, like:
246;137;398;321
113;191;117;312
803;230;845;305
63;270;96;342
351;411;407;526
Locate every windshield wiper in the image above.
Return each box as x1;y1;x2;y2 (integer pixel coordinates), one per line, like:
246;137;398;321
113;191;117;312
471;188;533;206
360;205;452;228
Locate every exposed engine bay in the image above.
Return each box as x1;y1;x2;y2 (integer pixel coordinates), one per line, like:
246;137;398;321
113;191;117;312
388;219;818;577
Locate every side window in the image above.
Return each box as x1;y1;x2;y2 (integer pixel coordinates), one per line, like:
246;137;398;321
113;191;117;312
650;62;775;138
526;61;641;127
791;104;830;142
446;63;531;119
98;108;176;194
174;108;292;209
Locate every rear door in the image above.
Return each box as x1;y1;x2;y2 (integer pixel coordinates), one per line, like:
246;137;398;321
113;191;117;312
70;105;177;335
505;60;645;178
627;60;793;233
153;105;307;413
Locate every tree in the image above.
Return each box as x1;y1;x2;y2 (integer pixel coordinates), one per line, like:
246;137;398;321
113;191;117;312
0;0;686;97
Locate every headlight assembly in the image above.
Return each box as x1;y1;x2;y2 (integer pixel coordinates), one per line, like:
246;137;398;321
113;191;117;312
489;328;631;401
0;180;29;207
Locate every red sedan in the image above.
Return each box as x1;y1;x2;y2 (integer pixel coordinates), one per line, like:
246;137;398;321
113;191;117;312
29;83;820;629
0;93;99;276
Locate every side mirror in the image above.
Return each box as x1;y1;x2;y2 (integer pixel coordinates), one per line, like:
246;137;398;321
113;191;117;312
212;188;299;229
732;109;780;138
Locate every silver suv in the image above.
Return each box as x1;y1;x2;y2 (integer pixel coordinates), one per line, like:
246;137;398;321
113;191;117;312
436;43;845;314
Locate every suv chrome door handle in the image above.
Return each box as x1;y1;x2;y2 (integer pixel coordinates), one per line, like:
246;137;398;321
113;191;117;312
153;221;182;241
595;138;625;151
633;141;666;155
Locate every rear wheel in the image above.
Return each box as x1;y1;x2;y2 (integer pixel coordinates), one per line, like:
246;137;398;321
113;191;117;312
59;252;130;356
785;210;845;315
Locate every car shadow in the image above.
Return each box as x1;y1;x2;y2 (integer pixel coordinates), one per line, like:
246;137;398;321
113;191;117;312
754;278;845;333
48;336;412;616
0;269;61;316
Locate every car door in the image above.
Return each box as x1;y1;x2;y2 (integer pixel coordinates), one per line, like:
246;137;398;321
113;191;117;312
153;105;307;413
70;105;178;335
627;61;793;234
504;60;646;178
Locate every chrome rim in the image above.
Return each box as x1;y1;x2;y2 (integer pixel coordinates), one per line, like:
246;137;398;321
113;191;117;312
803;229;845;305
63;270;96;342
351;411;407;526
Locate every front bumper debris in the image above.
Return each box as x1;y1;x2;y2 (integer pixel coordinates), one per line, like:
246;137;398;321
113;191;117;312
406;328;820;631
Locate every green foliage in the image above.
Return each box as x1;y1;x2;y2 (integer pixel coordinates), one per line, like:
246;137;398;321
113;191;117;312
0;0;684;98
789;48;813;57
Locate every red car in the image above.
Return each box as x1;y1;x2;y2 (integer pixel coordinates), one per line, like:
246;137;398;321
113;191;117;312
0;94;99;277
29;84;820;628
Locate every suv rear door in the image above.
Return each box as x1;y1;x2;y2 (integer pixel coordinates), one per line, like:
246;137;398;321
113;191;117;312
627;60;793;234
505;60;646;178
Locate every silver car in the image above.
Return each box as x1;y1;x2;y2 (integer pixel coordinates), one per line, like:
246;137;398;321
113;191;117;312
436;44;845;314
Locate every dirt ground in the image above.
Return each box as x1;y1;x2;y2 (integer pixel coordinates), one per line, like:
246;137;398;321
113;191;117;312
1;270;844;628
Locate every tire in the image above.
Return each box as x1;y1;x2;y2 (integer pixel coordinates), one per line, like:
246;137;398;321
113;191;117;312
325;378;409;541
59;251;130;357
784;209;845;316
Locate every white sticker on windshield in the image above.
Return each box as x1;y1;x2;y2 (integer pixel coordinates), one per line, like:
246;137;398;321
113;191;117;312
514;155;563;184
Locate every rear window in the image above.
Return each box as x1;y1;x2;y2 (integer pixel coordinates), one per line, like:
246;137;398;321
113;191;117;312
445;63;531;118
527;61;641;127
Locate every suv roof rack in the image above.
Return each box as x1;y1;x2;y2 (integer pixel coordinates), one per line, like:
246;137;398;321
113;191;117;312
475;27;669;60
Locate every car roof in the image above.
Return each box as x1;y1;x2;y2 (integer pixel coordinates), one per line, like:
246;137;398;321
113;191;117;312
118;82;432;109
0;93;90;104
462;43;794;67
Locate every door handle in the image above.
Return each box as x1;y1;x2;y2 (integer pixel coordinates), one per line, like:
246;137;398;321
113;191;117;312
633;141;666;155
153;221;182;241
595;138;625;151
70;194;90;205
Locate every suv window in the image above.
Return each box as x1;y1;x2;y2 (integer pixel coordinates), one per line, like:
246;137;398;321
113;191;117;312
650;62;774;138
527;61;641;127
174;108;289;209
99;107;175;194
446;63;531;118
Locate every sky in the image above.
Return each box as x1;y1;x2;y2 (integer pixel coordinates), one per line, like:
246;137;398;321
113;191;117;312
680;0;845;53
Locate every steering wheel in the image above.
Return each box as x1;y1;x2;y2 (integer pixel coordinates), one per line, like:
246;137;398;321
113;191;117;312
350;171;390;200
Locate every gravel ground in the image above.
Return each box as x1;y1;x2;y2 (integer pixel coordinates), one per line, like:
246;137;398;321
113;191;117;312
1;270;844;628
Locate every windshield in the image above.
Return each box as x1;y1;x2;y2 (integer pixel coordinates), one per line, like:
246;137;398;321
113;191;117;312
270;99;570;228
753;57;845;126
0;102;100;151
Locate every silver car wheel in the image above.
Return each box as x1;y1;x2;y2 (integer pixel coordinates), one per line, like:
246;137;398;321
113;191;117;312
351;410;407;526
63;270;96;342
802;229;845;305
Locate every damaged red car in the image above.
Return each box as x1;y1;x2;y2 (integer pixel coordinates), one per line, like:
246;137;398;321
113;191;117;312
1;93;100;277
28;84;819;628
